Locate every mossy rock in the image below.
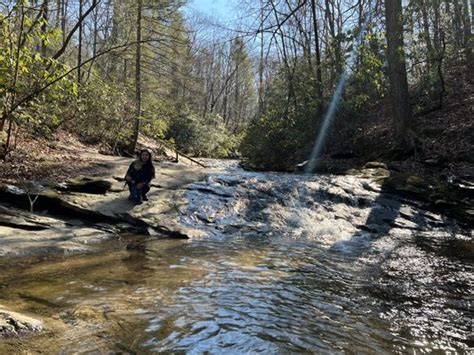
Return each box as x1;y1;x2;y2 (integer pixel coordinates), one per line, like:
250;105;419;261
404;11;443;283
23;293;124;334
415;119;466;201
368;168;391;179
406;175;430;188
382;174;432;195
366;170;473;226
363;161;388;170
434;183;450;195
345;166;390;181
345;168;361;176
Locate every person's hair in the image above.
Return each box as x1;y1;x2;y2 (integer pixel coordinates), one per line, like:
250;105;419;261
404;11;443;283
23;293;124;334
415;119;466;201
139;149;155;178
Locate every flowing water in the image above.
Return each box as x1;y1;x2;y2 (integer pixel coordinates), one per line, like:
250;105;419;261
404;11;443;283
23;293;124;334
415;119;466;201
0;163;472;353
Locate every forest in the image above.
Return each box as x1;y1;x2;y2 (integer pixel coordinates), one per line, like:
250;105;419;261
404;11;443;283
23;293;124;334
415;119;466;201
0;0;473;353
0;0;471;173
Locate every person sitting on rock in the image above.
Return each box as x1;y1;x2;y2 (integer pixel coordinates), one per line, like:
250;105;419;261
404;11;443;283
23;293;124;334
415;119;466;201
125;149;155;204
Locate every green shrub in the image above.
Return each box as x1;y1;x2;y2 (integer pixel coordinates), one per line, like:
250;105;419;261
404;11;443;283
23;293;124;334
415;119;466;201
166;111;238;158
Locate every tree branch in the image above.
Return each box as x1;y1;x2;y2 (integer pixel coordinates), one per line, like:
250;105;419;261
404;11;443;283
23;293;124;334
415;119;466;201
51;0;100;61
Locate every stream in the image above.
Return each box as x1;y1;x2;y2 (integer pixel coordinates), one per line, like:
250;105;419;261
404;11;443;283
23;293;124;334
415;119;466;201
0;161;472;353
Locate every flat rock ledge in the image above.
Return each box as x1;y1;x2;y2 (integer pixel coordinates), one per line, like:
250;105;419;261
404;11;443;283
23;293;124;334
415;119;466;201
0;307;43;337
0;160;208;258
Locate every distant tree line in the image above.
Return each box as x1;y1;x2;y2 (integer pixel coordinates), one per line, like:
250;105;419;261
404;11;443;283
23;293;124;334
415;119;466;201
238;0;472;170
0;0;472;168
0;0;255;159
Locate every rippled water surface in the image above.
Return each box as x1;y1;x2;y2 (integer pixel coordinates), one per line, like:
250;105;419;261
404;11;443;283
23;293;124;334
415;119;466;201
0;165;472;353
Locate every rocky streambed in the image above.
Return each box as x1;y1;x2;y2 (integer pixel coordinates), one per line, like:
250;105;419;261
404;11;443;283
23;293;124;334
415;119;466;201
0;158;472;352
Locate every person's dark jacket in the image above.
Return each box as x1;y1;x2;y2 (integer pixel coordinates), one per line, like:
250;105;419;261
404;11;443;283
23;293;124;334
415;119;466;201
125;161;154;186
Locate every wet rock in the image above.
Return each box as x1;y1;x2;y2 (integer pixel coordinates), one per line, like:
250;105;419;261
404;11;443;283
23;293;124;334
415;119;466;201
186;181;234;198
240;160;276;172
332;162;473;228
294;160;352;174
294;161;309;172
434;199;458;209
70;305;106;322
376;173;474;227
451;178;474;199
0;205;68;231
0;307;43;337
0;184;136;228
0;199;123;258
0;225;113;257
18;293;62;309
437;206;474;226
126;240;147;251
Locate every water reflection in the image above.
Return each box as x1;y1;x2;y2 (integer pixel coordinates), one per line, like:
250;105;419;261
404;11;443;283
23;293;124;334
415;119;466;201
0;171;472;353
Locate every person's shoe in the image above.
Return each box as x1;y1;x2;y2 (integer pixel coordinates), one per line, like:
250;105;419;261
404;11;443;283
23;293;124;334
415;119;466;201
142;195;149;201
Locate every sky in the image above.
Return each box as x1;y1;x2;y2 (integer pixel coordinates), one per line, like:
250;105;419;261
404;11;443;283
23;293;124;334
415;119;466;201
185;0;233;20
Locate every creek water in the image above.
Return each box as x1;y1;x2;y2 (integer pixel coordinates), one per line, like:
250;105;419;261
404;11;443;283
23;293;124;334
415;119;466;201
0;162;472;353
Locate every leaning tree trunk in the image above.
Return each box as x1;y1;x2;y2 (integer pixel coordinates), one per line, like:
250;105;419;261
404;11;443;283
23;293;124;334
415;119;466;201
385;0;414;150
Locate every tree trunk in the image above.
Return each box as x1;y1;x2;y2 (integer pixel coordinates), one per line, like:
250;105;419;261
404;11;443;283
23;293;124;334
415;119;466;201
462;0;473;76
385;0;414;149
454;0;464;47
310;0;323;102
234;58;240;125
420;0;433;56
433;0;441;48
1;4;25;159
130;0;142;153
41;0;49;56
61;0;68;44
324;0;335;88
258;0;265;115
56;0;61;27
77;0;83;84
85;3;99;81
